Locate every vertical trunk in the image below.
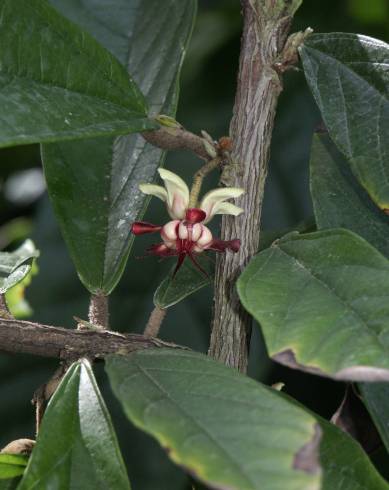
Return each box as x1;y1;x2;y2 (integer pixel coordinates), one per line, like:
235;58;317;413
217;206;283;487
209;0;300;372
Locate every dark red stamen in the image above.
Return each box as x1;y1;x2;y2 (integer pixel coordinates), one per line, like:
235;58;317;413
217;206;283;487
188;252;209;277
208;238;240;253
185;208;206;224
147;243;176;257
131;222;162;235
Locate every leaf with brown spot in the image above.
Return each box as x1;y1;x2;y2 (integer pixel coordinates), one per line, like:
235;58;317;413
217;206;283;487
106;349;321;490
238;228;389;381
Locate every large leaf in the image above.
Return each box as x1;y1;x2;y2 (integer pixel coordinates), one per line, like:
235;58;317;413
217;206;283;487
310;133;389;257
0;240;38;294
106;349;322;490
310;133;389;457
42;0;197;293
238;228;389;381
106;349;389;490
0;455;27;479
18;359;131;490
0;0;154;148
300;33;389;209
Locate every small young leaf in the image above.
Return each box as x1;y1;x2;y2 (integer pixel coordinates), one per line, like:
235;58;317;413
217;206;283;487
0;0;154;149
238;228;389;381
0;454;27;479
300;33;389;209
42;0;197;294
106;349;322;490
18;360;131;490
0;240;38;294
154;256;212;309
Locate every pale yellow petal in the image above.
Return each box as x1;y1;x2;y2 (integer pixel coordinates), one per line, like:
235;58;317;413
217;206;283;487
200;187;244;223
158;168;190;219
139;184;167;202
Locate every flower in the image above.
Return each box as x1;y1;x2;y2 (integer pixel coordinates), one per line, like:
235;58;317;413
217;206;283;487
131;169;244;276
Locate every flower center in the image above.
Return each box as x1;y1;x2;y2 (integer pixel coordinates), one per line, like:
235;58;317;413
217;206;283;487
161;219;213;253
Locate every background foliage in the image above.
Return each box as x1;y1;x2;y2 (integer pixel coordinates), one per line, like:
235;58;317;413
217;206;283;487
1;1;388;488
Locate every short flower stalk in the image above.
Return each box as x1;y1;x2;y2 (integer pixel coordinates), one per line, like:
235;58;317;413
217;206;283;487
131;168;244;276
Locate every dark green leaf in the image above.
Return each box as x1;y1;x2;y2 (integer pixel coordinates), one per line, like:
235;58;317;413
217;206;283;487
0;478;19;490
359;383;389;453
300;33;389;209
154;255;212;309
106;349;322;490
238;228;389;381
42;0;197;293
310;133;389;458
0;240;38;294
0;454;27;479
18;360;131;490
0;0;154;149
310;133;389;257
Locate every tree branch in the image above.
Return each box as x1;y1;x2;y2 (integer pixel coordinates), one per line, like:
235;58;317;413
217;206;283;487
144;306;167;338
209;0;305;372
142;126;212;161
88;293;109;329
0;318;183;360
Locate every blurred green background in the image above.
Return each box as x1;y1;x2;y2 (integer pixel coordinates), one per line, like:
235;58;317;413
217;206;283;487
0;1;388;488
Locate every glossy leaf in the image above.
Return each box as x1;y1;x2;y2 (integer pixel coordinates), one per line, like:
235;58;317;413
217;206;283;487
310;133;389;458
238;228;389;381
154;255;212;309
0;240;38;294
300;33;389;209
42;0;197;294
310;133;389;257
106;349;322;490
0;0;154;149
0;454;27;479
18;359;131;490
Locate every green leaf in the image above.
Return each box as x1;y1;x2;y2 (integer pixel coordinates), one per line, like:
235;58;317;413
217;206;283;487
310;133;389;458
106;349;322;490
18;359;131;490
286;396;389;490
0;0;154;149
359;383;389;453
42;0;197;294
300;33;389;209
0;454;27;479
0;478;19;490
310;133;389;257
154;256;212;309
238;228;389;381
0;240;38;294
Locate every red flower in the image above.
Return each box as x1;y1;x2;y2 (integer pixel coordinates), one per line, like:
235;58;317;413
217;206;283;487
132;169;243;276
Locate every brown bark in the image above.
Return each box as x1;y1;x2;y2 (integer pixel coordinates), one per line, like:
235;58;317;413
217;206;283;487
88;293;109;329
209;0;302;372
0;318;182;360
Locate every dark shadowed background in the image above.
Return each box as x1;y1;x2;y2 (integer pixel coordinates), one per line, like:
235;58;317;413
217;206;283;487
0;1;388;488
